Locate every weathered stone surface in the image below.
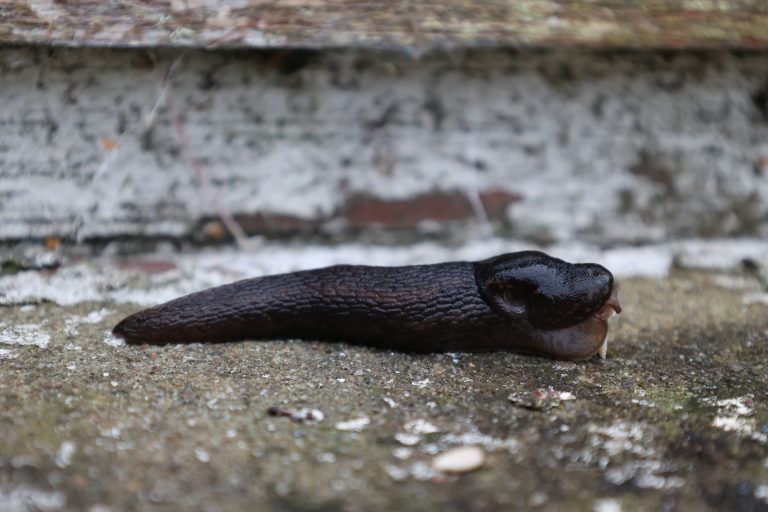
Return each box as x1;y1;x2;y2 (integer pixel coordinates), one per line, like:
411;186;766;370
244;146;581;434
2;47;768;243
0;247;766;511
2;1;768;50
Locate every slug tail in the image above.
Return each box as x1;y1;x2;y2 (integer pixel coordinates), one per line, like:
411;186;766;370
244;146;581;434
112;278;276;345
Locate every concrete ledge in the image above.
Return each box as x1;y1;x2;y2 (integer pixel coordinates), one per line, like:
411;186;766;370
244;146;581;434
1;241;767;510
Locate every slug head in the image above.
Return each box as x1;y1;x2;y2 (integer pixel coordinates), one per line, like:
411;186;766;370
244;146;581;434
474;251;618;331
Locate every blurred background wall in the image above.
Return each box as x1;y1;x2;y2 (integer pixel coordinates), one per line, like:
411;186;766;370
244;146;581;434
2;2;768;247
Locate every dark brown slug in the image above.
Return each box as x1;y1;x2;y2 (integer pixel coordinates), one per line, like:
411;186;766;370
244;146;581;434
113;251;621;360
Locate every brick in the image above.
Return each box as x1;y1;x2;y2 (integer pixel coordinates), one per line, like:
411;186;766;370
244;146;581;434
339;189;519;230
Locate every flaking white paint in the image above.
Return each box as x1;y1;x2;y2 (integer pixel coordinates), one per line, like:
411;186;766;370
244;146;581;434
2;48;767;242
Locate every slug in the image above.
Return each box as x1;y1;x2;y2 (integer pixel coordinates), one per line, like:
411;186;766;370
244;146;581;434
113;251;621;360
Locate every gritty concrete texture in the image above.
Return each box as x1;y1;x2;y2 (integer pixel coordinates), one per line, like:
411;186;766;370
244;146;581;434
2;47;768;243
1;241;767;511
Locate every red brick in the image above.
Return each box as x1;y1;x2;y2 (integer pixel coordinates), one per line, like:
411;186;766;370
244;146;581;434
339;189;520;230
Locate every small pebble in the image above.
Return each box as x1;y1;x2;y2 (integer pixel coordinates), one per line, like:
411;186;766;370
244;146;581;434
335;416;370;432
393;447;413;460
195;448;210;463
431;446;485;473
394;432;421;446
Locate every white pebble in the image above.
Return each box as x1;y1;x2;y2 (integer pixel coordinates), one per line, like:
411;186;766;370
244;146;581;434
394;432;421;446
431;446;485;473
393;447;413;460
195;448;210;463
335;416;370;432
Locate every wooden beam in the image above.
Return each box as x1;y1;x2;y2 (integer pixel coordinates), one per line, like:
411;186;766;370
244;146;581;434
2;1;768;50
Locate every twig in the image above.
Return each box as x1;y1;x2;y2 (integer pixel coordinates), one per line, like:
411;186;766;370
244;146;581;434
75;53;249;249
72;55;175;243
161;56;250;249
465;187;494;239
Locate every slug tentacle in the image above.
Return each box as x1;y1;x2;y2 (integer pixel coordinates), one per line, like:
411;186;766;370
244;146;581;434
113;251;621;360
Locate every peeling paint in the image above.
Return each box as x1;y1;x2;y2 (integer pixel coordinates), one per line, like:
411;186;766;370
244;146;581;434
0;323;51;348
2;48;768;243
2;238;767;309
0;348;18;359
0;485;65;512
63;308;112;335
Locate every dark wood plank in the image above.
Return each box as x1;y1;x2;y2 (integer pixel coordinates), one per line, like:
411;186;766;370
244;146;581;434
2;1;768;50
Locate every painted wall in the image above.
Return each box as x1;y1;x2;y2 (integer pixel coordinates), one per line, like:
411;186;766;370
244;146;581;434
2;48;767;243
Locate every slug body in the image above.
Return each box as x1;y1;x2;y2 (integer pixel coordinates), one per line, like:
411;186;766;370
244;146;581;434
113;251;621;360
